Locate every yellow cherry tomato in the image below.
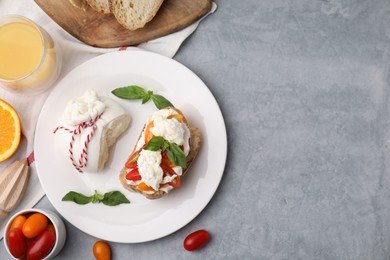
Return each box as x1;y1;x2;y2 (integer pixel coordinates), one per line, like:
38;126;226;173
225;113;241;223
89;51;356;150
138;182;155;191
93;240;111;260
144;121;155;144
22;213;49;238
9;215;27;231
167;113;183;122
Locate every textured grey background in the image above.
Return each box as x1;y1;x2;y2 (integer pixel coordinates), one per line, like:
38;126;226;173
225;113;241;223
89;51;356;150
2;0;390;259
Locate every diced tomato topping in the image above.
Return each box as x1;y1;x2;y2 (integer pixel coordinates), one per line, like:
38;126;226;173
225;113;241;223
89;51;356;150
160;161;176;175
161;151;168;161
145;121;155;144
167;114;184;122
162;151;175;168
170;175;181;189
126;168;142;181
126;151;140;168
125;161;137;169
138;182;155;191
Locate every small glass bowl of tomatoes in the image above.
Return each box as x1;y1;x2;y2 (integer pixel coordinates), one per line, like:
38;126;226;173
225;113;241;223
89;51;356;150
3;208;66;260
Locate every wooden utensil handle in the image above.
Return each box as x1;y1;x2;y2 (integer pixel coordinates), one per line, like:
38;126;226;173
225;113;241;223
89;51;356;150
0;209;7;220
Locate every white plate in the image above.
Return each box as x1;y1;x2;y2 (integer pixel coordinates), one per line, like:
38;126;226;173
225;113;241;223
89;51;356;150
34;50;227;243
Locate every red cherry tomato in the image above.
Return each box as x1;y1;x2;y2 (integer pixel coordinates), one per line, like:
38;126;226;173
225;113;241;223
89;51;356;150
23;213;49;238
7;228;27;258
46;223;56;234
170;175;181;189
26;230;56;260
183;230;210;251
125;162;137;169
93;240;111;260
160;161;176;175
125;168;141;181
125;151;140;168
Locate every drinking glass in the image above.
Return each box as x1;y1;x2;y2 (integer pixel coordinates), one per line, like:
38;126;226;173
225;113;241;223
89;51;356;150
0;15;61;94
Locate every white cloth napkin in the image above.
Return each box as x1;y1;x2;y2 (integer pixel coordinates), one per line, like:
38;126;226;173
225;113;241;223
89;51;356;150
0;1;217;239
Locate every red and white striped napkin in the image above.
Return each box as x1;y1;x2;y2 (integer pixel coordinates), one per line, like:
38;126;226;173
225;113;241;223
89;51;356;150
0;0;217;239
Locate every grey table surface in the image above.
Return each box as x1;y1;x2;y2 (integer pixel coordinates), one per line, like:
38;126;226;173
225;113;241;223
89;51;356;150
2;0;390;259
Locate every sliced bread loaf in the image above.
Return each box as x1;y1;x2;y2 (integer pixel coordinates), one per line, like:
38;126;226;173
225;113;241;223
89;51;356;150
109;0;164;30
86;0;111;13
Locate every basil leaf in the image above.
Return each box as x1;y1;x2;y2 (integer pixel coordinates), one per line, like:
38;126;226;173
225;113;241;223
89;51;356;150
91;190;104;203
151;94;174;109
142;90;153;104
167;143;187;168
144;136;164;151
62;190;130;206
102;191;130;206
112;85;174;110
62;191;92;205
111;85;146;99
162;141;170;151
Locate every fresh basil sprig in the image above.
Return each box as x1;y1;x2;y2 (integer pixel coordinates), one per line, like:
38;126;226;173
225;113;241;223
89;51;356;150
62;190;130;206
144;136;187;168
112;85;173;109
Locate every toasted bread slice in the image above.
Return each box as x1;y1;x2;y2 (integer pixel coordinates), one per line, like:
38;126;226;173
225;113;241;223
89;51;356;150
109;0;164;30
119;108;201;199
86;0;111;13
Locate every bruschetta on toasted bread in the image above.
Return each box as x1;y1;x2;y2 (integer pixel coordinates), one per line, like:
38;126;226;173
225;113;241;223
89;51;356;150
119;107;201;199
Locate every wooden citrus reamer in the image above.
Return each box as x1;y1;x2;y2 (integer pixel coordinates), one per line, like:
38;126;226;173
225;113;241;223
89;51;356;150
0;159;29;220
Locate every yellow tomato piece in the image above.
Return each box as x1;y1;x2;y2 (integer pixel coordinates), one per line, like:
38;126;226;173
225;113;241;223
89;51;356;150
167;113;183;122
138;182;155;191
144;121;154;144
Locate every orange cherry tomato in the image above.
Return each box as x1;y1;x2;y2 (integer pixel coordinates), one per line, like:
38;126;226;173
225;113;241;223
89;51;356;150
167;113;184;122
22;213;49;238
9;215;27;231
93;240;111;260
144;121;155;144
138;182;155;191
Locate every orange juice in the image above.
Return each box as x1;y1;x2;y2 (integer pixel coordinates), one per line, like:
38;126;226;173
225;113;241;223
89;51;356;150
0;22;44;80
0;15;61;94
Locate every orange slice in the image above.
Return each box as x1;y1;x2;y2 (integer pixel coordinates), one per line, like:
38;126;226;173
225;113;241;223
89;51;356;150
0;99;21;162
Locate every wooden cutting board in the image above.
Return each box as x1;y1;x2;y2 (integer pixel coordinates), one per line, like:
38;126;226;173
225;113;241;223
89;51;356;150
34;0;212;48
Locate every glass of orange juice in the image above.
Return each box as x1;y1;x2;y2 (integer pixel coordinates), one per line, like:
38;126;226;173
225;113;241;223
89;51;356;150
0;15;61;94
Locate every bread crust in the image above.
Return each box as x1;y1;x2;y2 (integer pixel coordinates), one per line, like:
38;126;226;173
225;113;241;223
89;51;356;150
109;0;165;30
86;0;111;13
119;107;201;199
